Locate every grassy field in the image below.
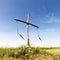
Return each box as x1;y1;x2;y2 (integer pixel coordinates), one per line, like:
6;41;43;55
0;47;60;60
46;48;60;55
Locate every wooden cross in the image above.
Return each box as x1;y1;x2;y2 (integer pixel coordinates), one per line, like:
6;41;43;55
14;14;39;47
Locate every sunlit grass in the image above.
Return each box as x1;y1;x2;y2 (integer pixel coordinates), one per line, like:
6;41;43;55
0;47;60;60
46;48;60;55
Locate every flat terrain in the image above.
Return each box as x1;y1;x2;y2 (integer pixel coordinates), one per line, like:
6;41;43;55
46;48;60;55
0;47;60;60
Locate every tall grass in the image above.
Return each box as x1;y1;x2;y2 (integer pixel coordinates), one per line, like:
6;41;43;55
0;47;49;57
0;47;60;60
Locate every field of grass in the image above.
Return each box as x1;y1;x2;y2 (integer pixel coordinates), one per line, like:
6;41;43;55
46;48;60;55
0;47;60;60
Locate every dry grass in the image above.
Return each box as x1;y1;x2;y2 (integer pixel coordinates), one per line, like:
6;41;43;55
0;47;60;60
0;55;60;60
46;49;60;55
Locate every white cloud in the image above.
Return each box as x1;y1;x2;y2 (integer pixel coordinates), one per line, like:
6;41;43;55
44;28;56;32
0;33;26;48
0;29;60;48
44;13;60;23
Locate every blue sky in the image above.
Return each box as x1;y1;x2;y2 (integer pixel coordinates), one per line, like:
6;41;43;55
0;0;60;47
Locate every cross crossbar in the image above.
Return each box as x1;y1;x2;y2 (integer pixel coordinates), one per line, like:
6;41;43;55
14;19;39;28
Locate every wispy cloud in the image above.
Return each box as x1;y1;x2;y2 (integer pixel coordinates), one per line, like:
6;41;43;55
44;13;60;23
44;28;56;32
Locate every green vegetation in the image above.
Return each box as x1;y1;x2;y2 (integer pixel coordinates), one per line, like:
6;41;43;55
0;47;60;60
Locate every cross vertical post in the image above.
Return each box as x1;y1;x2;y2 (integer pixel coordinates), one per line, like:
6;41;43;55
26;14;30;47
